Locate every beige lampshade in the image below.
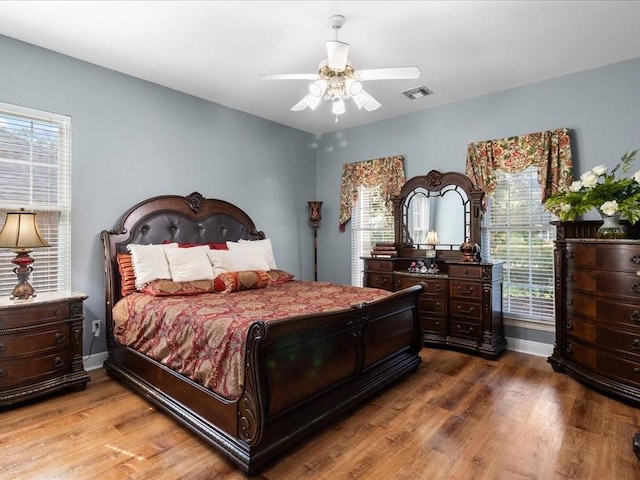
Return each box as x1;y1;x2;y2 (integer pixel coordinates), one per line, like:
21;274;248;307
0;209;50;250
426;230;440;245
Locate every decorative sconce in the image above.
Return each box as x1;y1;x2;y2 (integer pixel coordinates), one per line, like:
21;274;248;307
307;201;323;281
0;209;50;299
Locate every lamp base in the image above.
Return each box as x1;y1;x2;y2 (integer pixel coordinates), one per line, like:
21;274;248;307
10;250;37;300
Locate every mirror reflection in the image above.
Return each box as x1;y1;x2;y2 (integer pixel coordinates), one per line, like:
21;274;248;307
403;185;470;248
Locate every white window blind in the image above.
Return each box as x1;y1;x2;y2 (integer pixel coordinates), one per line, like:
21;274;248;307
482;166;555;323
0;102;72;296
351;185;395;286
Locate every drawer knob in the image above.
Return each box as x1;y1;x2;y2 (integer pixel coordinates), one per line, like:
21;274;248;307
434;321;440;326
633;339;640;351
566;344;573;354
566;273;574;282
632;254;640;265
635;367;640;374
434;284;442;292
54;357;64;368
55;333;65;343
631;311;640;323
434;302;442;312
566;320;573;330
631;283;640;294
567;297;574;306
0;369;6;381
394;279;401;289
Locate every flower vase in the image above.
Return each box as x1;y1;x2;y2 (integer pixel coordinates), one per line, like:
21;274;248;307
597;214;626;239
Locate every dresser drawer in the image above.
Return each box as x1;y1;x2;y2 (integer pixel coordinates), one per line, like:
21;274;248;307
364;259;394;272
422;316;446;335
563;340;596;370
567;291;640;326
0;325;69;360
566;243;640;273
419;298;447;316
450;280;482;300
449;265;484;280
597;350;640;389
364;272;394;291
397;275;447;296
449;319;481;340
567;269;640;301
595;326;640;358
0;350;70;389
565;314;596;343
0;302;69;329
450;300;482;321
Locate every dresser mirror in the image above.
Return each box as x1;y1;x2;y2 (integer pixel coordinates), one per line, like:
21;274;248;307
393;170;484;258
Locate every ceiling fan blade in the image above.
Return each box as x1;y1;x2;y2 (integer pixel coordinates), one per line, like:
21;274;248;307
291;93;322;112
326;40;349;71
355;66;421;81
260;73;321;81
353;89;382;111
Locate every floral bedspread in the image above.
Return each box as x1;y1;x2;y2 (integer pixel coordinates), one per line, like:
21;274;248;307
112;281;389;400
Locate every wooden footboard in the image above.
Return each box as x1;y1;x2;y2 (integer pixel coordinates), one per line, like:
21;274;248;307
104;284;423;475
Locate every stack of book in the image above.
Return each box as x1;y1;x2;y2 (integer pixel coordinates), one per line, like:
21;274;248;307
371;242;397;257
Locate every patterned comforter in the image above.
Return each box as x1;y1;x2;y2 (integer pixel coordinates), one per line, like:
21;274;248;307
112;281;389;399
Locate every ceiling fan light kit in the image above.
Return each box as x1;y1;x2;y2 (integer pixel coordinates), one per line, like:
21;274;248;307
260;14;420;121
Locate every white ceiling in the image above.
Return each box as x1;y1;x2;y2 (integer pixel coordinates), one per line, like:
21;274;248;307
1;1;640;135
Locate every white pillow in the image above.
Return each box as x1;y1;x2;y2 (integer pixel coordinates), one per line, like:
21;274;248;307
207;248;269;276
231;239;278;270
165;246;214;282
127;243;178;289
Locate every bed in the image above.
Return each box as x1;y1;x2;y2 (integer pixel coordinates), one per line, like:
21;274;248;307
100;192;424;475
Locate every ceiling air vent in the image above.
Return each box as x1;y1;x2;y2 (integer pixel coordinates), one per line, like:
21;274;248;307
402;86;433;100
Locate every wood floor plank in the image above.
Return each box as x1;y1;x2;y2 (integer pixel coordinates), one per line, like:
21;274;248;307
1;348;639;479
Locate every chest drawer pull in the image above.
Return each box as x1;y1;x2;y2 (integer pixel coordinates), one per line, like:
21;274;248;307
0;343;5;355
566;273;574;282
374;277;387;286
567;297;574;305
55;333;65;343
456;305;475;315
394;279;401;289
0;369;6;381
54;357;64;368
566;320;573;330
633;339;640;351
566;344;573;354
456;286;475;295
635;367;640;373
631;284;640;294
631;311;640;323
632;254;640;264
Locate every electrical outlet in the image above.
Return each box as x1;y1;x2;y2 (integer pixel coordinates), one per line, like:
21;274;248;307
92;320;101;337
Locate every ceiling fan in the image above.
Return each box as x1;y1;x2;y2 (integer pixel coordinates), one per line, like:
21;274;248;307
260;14;420;120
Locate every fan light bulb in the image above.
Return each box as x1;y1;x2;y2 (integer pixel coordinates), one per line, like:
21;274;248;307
332;98;345;115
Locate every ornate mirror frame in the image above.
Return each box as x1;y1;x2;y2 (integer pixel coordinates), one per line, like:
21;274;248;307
392;170;484;260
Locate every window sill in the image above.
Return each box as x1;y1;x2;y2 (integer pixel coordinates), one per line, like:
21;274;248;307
503;316;555;333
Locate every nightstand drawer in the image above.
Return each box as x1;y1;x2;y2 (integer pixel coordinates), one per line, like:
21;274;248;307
450;280;482;300
420;298;447;316
449;265;484;280
422;316;446;335
0;351;70;389
0;302;69;329
0;325;69;359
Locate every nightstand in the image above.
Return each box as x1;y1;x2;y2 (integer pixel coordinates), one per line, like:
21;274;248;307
0;292;90;406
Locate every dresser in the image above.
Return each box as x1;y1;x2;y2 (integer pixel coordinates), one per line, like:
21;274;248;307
549;238;640;404
0;292;90;406
363;257;506;359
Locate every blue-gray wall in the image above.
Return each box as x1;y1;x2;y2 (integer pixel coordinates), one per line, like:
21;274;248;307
315;57;640;346
2;32;639;356
0;35;317;355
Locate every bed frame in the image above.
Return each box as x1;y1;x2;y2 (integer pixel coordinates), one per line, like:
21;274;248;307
100;192;424;475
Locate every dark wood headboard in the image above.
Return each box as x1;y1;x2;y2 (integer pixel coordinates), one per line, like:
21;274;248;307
100;192;265;349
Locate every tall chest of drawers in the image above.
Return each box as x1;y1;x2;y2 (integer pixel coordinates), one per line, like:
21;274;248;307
549;239;640;404
0;292;90;406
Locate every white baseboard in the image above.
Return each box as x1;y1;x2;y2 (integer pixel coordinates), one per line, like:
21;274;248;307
505;337;553;358
83;351;108;371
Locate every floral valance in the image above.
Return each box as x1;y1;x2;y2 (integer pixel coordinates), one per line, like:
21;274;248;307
465;128;573;209
339;155;405;231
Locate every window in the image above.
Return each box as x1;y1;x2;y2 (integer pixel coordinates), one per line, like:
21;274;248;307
482;166;555;323
0;103;72;296
351;185;395;286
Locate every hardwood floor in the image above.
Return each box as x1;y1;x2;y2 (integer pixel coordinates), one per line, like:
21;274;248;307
2;348;639;479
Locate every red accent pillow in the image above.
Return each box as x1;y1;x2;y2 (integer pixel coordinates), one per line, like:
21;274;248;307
117;253;136;296
213;270;270;293
141;279;215;296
